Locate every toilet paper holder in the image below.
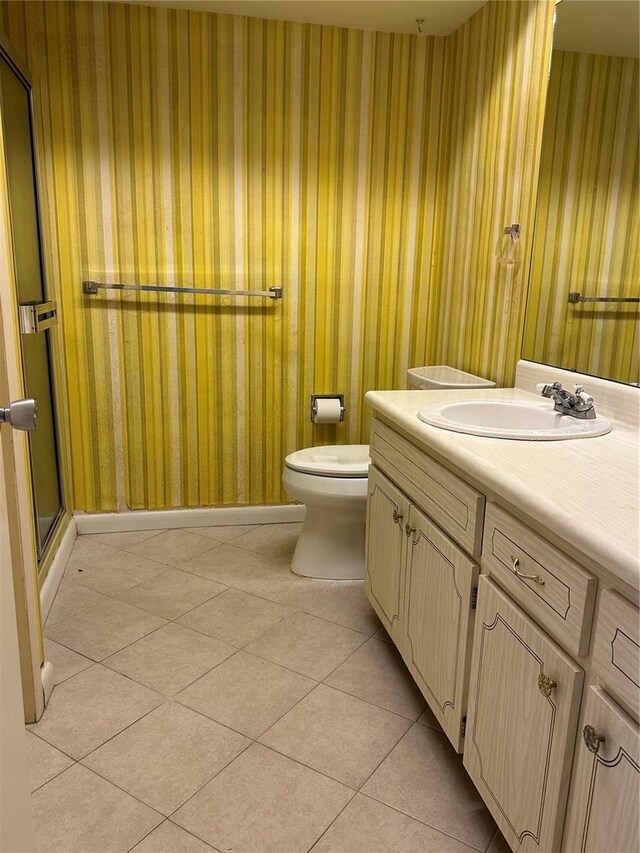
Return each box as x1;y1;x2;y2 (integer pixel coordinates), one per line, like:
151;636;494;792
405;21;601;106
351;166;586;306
310;394;345;423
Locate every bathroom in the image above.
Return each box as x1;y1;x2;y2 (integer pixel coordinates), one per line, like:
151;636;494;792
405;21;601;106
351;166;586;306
0;0;637;850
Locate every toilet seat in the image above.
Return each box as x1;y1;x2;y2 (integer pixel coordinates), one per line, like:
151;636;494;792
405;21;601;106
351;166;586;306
285;444;370;478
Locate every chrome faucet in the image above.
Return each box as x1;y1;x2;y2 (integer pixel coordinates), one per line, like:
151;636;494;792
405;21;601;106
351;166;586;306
537;382;596;419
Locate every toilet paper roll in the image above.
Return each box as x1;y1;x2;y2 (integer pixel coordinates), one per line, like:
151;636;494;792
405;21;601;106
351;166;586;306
313;398;343;424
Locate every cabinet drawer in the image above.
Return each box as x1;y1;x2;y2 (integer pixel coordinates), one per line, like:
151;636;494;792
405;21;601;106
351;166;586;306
482;503;597;657
593;590;640;721
370;418;484;555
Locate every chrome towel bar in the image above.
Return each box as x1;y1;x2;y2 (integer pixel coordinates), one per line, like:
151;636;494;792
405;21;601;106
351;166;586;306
568;291;639;304
82;281;283;300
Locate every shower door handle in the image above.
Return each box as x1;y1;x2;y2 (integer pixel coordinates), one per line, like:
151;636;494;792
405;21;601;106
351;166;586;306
0;398;38;431
19;301;57;334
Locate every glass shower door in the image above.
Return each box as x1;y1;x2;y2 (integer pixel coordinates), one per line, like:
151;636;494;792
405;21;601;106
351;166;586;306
0;47;64;561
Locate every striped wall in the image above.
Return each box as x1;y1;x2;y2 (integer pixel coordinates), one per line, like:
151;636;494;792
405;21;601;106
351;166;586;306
429;0;555;386
524;50;639;385
0;1;555;512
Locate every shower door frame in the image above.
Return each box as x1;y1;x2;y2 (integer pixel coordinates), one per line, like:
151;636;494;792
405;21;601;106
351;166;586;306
0;34;66;565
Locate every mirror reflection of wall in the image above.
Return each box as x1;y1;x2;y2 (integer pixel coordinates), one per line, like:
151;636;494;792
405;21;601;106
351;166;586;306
523;0;639;385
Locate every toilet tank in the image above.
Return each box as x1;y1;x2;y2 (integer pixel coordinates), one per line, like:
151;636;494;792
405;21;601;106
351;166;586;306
407;365;496;390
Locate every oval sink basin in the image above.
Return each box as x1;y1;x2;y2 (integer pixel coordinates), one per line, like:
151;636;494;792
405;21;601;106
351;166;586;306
417;400;613;440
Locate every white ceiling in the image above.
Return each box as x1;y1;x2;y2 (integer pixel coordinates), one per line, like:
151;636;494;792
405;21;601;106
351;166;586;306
124;0;488;36
554;0;639;58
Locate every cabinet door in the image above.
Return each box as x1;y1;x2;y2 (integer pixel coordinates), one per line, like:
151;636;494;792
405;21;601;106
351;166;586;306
365;466;409;644
464;577;583;852
401;504;478;752
562;686;639;853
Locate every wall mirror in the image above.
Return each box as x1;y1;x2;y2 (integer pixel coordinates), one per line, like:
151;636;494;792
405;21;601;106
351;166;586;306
522;0;639;384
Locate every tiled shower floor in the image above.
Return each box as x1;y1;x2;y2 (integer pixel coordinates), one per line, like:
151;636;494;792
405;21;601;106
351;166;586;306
27;523;508;853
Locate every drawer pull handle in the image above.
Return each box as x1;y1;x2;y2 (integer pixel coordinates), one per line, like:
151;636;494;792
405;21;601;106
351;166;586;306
405;522;416;538
392;509;403;524
583;725;606;754
537;673;556;697
510;556;545;586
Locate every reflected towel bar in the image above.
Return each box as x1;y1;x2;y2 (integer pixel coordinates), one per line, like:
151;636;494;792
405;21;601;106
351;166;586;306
82;281;283;300
568;291;639;304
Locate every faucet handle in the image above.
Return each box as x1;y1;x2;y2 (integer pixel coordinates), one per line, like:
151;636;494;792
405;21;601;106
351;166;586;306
537;382;562;398
574;385;593;404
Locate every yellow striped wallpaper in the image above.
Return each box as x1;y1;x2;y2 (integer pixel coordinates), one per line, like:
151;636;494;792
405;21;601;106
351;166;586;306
430;0;555;387
0;1;555;512
524;50;639;385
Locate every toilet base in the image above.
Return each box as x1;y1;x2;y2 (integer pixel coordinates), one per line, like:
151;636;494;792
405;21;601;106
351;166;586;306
290;505;366;581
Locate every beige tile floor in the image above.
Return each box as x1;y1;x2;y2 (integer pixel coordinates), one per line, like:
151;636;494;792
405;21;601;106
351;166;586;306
28;523;508;853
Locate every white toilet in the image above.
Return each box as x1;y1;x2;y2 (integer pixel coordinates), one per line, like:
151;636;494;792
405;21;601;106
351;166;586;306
283;444;370;580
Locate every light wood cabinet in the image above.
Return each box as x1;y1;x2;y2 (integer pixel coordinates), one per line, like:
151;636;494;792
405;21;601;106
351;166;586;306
370;418;484;555
402;504;478;751
562;686;639;853
464;577;584;852
365;465;478;751
364;415;639;853
364;466;409;645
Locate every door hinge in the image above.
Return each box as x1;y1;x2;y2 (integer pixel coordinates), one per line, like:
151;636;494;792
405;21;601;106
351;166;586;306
470;587;478;610
461;716;467;738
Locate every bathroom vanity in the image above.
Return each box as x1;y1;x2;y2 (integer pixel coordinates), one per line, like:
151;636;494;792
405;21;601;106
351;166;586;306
364;362;640;853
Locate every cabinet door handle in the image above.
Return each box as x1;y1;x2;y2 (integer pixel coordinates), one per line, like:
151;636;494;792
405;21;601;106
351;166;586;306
405;522;416;538
511;556;545;586
537;672;556;697
392;509;403;524
583;725;606;754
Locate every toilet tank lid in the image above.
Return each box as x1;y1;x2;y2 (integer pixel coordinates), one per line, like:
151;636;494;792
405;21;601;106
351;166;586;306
407;365;496;389
285;445;370;477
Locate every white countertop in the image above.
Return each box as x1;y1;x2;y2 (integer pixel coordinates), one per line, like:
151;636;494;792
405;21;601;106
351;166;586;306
365;383;640;596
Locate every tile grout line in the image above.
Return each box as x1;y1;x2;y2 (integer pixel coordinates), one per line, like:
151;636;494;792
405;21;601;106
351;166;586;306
29;760;78;796
51;537;235;623
31;674;164;760
166;588;375;652
43;655;93;686
306;790;358;853
116;579;228;622
34;662;462;848
359;719;494;853
43;526;477;849
172;654;319;739
33;713;488;853
123;819;225;853
356;791;487;853
46;576;375;672
44;614;171;663
116;522;291;563
37;529;495;853
361;787;490;853
317;678;426;724
45;601;368;735
265;712;492;853
79;714;255;825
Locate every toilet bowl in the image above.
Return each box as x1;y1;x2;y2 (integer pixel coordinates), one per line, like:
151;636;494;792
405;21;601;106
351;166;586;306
283;445;370;580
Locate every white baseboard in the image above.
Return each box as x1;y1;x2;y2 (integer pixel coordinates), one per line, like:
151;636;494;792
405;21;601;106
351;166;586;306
74;504;306;535
40;517;77;623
